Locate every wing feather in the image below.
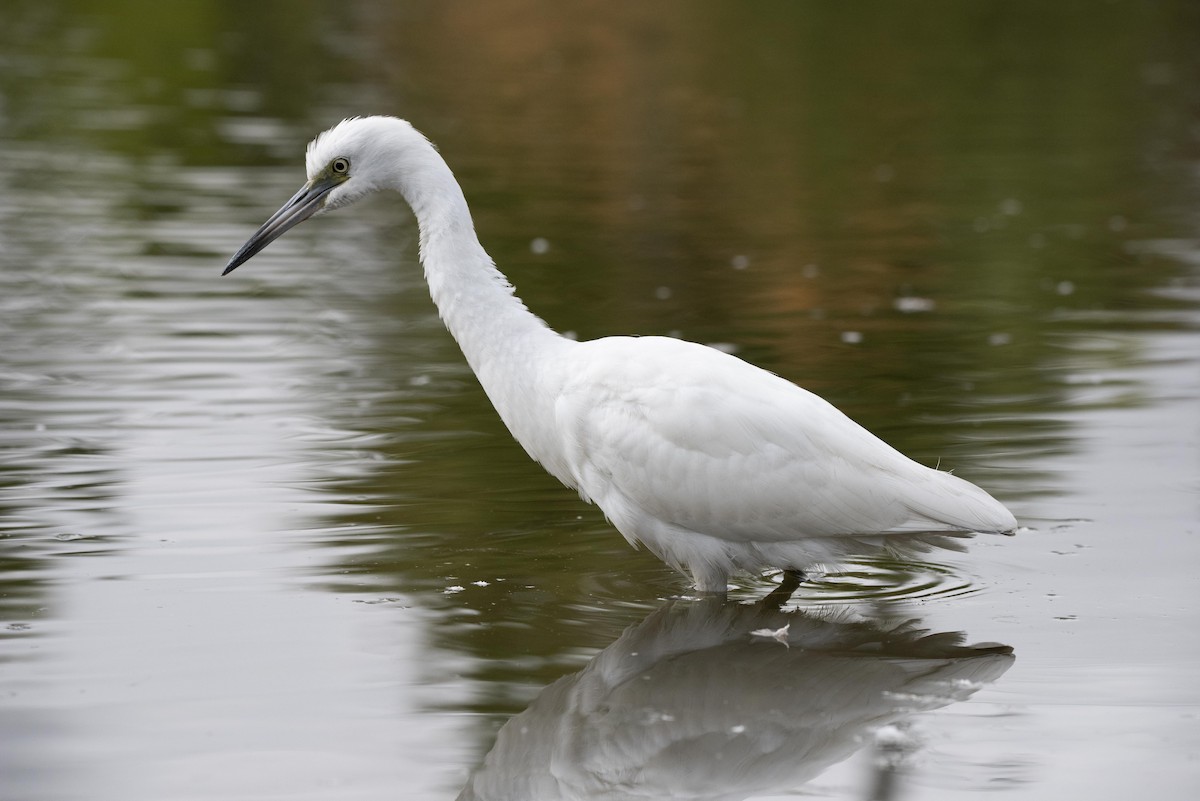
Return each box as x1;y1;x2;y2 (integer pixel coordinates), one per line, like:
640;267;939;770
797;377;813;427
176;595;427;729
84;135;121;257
555;336;1012;545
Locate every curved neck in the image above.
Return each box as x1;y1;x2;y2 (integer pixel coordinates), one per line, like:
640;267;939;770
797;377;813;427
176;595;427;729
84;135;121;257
390;140;571;467
394;148;560;371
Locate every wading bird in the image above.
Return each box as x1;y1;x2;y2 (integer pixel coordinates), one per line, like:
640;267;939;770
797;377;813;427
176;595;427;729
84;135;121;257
224;116;1016;592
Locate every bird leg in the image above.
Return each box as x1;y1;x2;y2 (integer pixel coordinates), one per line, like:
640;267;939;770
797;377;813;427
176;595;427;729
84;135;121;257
761;569;807;609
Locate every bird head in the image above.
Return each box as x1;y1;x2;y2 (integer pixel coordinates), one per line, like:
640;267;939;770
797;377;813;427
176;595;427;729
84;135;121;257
222;116;421;275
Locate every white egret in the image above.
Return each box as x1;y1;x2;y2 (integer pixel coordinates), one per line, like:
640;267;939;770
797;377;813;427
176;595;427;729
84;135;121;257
224;116;1016;592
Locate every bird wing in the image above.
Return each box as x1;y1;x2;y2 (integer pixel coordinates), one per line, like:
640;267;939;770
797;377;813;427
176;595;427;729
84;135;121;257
554;336;1010;544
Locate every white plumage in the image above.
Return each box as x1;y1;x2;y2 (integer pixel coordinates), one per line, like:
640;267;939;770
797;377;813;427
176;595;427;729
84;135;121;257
224;116;1016;592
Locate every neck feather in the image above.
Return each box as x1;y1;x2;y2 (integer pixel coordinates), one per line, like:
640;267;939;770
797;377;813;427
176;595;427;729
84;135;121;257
394;148;557;367
388;135;570;463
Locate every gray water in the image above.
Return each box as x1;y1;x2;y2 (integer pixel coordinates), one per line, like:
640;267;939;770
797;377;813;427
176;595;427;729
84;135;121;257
1;2;1198;799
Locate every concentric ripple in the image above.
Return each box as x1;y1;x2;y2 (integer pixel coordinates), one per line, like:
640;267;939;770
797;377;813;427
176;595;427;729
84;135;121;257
789;557;981;604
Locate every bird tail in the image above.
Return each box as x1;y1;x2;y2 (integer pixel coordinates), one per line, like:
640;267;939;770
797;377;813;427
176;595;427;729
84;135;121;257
897;468;1016;535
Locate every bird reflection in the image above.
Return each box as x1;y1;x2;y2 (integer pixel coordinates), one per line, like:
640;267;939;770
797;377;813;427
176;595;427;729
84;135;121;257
457;595;1012;801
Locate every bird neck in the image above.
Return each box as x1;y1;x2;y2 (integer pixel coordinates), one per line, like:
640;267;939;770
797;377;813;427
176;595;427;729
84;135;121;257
395;144;569;451
420;218;556;371
400;155;556;359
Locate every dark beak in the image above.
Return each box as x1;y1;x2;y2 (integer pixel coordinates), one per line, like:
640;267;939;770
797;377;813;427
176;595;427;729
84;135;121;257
222;175;342;275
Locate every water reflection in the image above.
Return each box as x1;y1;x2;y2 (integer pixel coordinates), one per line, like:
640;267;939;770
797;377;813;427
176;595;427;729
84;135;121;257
458;597;1013;801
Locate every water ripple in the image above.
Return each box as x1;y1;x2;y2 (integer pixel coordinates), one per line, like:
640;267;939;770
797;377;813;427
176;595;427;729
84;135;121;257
791;558;981;604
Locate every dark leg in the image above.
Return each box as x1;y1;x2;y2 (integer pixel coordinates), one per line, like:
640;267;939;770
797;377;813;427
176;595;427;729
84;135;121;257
762;568;806;608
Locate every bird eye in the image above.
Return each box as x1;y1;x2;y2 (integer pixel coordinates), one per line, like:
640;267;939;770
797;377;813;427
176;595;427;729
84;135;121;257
331;157;350;175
